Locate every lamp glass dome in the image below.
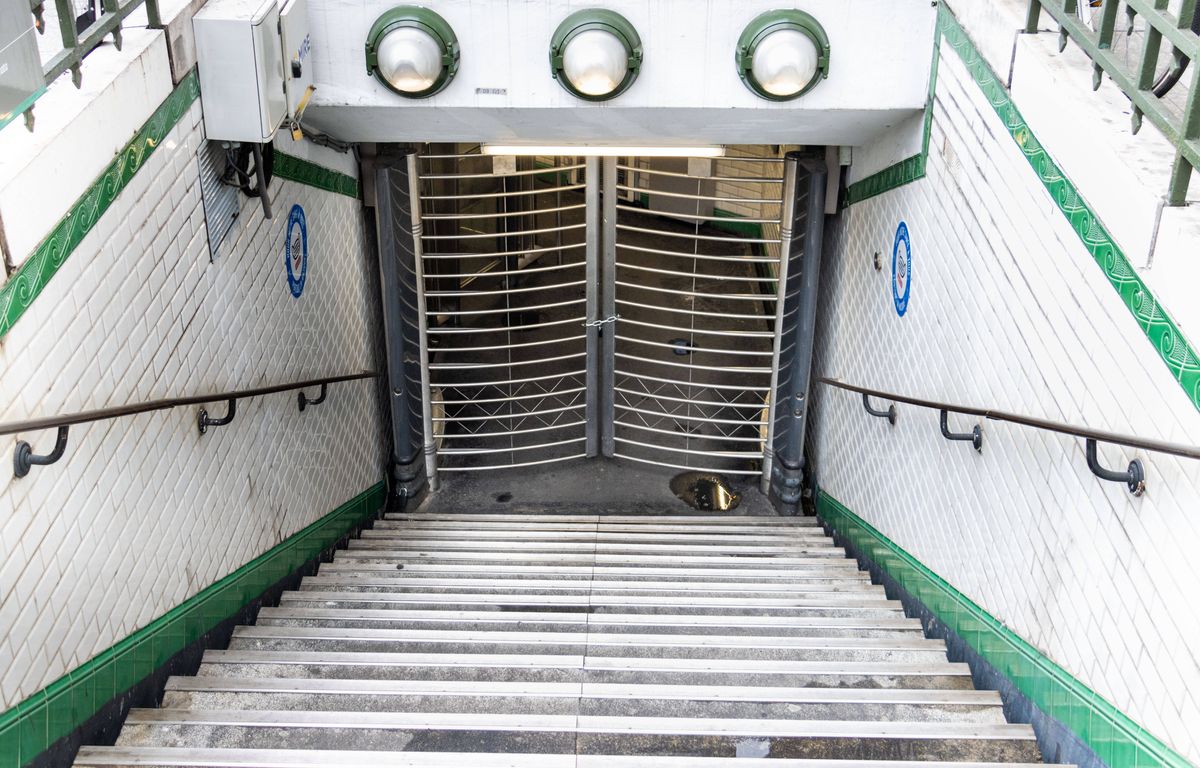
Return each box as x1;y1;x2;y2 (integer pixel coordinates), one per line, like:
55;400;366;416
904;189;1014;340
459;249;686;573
561;28;629;97
750;28;819;97
376;26;444;93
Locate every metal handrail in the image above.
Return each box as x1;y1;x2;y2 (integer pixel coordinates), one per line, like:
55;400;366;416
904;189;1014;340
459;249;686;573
1026;0;1200;204
818;377;1200;495
19;0;162;129
6;371;378;477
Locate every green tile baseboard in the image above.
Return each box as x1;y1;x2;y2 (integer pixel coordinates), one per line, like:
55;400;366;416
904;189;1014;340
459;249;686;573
274;150;360;199
816;488;1193;768
0;480;386;768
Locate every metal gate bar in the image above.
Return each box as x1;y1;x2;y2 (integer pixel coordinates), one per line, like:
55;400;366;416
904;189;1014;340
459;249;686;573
605;153;793;477
413;151;595;480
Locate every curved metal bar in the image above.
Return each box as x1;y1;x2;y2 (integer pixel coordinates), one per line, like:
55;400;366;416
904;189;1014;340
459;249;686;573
615;223;782;244
939;409;982;453
1086;438;1146;496
421;222;587;241
13;426;69;478
420;164;585;180
615;184;781;204
615;165;783;183
422;203;587;221
198;398;237;435
616;242;777;263
297;383;328;412
862;393;896;426
420;184;585;201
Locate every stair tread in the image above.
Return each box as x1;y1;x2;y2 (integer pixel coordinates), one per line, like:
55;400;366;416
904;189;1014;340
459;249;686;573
166;677;999;704
230;626;942;650
124;708;1035;738
75;747;1073;767
91;512;1044;764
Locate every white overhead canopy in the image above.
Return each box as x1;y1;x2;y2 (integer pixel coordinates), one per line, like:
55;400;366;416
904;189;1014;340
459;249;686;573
303;0;937;145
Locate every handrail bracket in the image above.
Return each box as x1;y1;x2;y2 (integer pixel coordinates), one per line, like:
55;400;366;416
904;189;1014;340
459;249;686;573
862;393;897;426
13;426;70;478
298;383;328;412
1086;438;1146;496
198;398;237;435
940;409;982;453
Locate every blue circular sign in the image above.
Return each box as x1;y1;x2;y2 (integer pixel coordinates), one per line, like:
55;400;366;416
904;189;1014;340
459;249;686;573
286;204;308;298
892;221;911;317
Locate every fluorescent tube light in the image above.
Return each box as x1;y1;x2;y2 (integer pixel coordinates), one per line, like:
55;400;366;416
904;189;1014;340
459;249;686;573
481;145;726;158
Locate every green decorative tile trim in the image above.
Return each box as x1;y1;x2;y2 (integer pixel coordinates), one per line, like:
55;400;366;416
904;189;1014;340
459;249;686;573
844;10;942;206
0;481;386;768
817;489;1193;768
274;151;360;199
0;70;199;341
937;10;1200;411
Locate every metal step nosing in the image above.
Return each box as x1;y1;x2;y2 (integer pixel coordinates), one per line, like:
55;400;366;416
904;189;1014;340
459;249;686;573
121;708;1036;739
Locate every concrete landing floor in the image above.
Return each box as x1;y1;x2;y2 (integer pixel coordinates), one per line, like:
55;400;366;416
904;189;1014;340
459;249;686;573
418;457;782;517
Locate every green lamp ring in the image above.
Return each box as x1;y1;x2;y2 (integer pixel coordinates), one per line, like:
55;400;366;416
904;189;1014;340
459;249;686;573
549;9;643;102
365;6;460;99
735;10;830;101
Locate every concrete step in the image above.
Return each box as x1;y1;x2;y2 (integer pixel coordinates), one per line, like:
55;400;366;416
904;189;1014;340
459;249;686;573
76;747;1073;767
225;626;948;662
373;522;826;534
383;514;821;526
85;511;1045;766
319;562;869;581
362;527;834;543
255;607;924;637
195;650;974;689
161;677;1005;723
348;540;841;555
295;576;888;599
276;590;904;617
114;709;1041;761
304;574;880;594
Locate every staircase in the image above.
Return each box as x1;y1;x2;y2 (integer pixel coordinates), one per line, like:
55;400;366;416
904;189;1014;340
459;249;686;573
75;512;1065;767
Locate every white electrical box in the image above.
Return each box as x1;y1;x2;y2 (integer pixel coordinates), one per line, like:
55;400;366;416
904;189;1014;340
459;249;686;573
193;0;313;143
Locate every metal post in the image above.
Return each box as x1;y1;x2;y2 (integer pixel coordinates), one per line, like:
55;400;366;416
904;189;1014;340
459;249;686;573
373;164;420;487
407;153;439;491
600;157;618;457
760;155;799;494
585;156;601;456
771;152;827;509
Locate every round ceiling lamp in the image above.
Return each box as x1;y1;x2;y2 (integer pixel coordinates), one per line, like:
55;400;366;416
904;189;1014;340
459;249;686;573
735;10;830;101
365;7;460;98
550;9;643;101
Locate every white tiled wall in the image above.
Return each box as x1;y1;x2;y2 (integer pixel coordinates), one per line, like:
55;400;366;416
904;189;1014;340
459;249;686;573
0;99;387;709
810;37;1200;762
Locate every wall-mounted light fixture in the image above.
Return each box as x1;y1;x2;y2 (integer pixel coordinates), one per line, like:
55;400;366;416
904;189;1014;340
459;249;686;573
365;6;460;98
482;144;726;158
736;10;830;101
549;9;643;101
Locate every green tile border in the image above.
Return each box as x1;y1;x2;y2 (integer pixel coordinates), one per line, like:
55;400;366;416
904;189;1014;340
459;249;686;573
843;9;942;206
936;9;1200;412
274;150;360;200
0;69;362;342
0;480;386;768
0;69;200;341
816;488;1194;768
